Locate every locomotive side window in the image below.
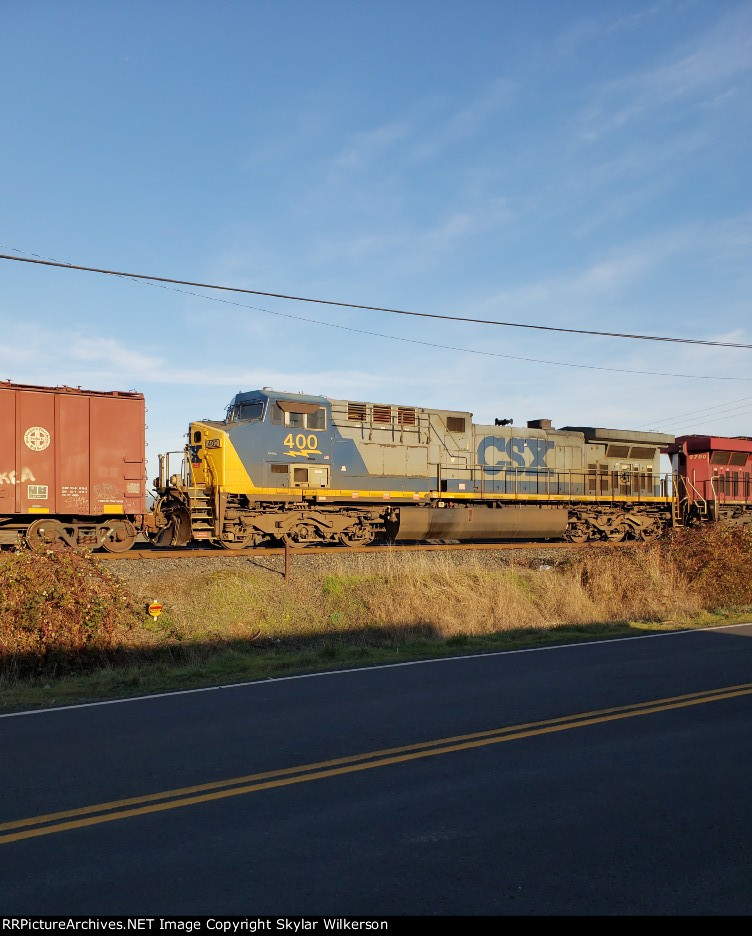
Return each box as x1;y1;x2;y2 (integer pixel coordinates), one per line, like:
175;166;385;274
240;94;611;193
729;453;748;466
272;402;326;430
711;452;731;465
307;407;326;430
446;416;466;433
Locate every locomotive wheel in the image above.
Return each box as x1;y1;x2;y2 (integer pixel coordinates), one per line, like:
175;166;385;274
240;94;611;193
100;520;138;553
26;518;68;551
280;523;320;546
604;523;628;542
565;524;589;544
637;522;662;541
338;525;375;547
219;531;257;550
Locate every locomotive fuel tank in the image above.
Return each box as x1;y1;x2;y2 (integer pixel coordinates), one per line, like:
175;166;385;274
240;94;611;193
387;505;569;541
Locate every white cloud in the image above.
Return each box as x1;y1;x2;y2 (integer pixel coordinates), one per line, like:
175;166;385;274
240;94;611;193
331;121;411;171
580;4;752;140
409;78;517;162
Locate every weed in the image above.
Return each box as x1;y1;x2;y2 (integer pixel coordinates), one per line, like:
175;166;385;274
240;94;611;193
3;525;752;706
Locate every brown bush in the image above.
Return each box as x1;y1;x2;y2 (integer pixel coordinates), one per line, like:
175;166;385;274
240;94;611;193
654;524;752;607
0;549;142;677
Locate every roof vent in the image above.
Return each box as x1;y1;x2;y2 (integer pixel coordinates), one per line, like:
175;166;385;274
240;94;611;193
527;419;552;429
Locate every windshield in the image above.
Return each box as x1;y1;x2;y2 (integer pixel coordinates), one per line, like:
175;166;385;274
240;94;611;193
230;400;264;422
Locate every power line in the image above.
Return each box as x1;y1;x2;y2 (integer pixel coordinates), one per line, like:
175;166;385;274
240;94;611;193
3;246;752;383
2;251;751;350
637;395;752;429
671;406;752;434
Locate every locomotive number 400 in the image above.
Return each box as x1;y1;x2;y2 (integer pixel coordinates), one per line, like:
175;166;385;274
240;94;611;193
283;433;320;452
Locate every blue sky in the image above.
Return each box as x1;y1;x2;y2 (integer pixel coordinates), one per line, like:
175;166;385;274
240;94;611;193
2;0;751;480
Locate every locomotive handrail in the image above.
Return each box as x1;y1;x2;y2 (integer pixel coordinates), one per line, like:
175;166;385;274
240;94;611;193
426;413;470;467
434;464;673;501
158;450;188;491
683;474;708;516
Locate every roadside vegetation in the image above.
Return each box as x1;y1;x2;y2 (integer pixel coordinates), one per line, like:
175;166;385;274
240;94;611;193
1;524;751;711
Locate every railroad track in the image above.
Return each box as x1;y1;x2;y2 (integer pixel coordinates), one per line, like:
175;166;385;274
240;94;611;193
97;540;619;560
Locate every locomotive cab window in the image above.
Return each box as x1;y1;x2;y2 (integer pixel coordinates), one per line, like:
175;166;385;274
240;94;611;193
231;401;264;422
272;401;326;430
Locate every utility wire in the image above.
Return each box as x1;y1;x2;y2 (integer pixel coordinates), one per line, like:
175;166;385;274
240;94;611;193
3;246;752;383
2;251;751;350
637;396;752;429
671;407;752;434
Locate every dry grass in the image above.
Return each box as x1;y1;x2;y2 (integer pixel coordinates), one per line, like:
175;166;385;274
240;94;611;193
2;524;751;688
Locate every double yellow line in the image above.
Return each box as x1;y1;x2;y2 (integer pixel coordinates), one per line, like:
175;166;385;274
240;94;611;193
3;682;751;846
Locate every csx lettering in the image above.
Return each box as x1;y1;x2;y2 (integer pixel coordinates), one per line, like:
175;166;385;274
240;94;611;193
0;467;36;485
477;436;555;469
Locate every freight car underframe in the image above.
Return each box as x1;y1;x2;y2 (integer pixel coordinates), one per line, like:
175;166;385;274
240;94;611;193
0;515;140;552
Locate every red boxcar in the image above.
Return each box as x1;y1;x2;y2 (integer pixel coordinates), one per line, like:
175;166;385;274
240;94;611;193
668;434;752;525
0;381;146;551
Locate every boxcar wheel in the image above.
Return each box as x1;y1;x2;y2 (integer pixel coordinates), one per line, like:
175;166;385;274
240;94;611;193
100;520;137;553
26;518;68;551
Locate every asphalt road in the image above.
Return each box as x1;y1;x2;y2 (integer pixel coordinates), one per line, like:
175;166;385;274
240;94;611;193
2;624;752;916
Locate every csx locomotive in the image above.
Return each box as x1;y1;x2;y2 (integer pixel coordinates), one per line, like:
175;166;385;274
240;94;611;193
151;387;681;549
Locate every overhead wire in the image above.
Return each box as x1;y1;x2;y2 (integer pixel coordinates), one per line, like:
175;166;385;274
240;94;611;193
2;250;752;349
2;246;752;383
671;407;752;435
637;396;752;429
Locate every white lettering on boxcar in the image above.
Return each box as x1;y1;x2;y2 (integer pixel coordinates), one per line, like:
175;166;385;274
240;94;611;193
0;468;36;484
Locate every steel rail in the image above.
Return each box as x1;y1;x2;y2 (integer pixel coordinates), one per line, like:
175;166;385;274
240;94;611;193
97;540;623;560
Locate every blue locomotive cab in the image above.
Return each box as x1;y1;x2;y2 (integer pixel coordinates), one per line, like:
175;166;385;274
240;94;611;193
224;390;333;490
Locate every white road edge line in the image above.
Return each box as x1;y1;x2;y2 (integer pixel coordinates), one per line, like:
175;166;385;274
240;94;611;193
2;622;750;719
